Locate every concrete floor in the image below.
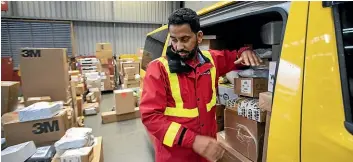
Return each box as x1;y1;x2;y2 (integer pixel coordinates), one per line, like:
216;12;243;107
84;93;154;162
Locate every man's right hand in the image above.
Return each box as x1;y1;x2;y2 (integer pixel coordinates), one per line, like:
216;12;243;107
192;135;225;162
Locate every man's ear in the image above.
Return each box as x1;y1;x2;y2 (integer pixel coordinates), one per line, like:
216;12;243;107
197;31;203;44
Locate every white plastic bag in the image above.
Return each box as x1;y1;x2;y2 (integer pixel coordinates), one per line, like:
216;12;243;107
54;128;94;152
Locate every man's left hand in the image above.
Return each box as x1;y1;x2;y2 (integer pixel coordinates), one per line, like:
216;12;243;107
234;50;262;66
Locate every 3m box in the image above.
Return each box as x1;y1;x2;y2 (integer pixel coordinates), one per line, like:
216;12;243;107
25;96;51;107
224;108;265;162
20;48;70;102
1;81;20;115
114;89;135;115
234;78;268;97
96;43;112;52
3;109;71;146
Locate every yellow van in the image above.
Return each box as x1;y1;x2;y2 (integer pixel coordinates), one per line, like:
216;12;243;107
140;1;353;161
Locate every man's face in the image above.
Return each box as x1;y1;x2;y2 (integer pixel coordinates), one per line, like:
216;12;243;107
169;24;203;60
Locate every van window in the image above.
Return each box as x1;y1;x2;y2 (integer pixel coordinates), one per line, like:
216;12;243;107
141;28;169;71
334;2;353;124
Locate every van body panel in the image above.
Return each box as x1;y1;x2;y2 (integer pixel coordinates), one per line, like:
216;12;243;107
301;2;353;162
266;2;309;162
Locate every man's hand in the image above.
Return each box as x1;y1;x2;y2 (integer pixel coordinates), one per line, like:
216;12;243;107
234;50;262;66
192;135;225;162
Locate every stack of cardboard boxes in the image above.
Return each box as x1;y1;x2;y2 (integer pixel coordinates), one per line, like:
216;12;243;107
1;48;105;162
101;89;140;124
69;70;85;126
121;61;140;89
208;41;277;161
95;43;115;91
83;72;102;116
1;48;75;148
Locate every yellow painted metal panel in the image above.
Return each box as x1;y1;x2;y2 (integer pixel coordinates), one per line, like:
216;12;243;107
196;1;235;16
267;2;309;162
147;25;168;36
301;2;353;161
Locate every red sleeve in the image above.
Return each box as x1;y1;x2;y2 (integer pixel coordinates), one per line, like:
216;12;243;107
140;60;197;148
209;47;250;77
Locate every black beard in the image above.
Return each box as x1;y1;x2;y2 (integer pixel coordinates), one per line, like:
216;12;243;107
170;45;198;61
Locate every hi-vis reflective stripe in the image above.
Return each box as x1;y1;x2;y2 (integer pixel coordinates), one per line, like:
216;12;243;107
163;122;181;147
158;51;217;118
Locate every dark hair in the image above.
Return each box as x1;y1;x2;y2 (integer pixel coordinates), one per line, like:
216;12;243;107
168;8;200;33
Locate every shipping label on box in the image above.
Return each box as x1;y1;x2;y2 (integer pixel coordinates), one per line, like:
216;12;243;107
268;61;276;92
241;79;252;94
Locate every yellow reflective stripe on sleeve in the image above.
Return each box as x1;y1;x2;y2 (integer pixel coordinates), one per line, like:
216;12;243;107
164;106;199;118
163;122;181;147
202;51;217;112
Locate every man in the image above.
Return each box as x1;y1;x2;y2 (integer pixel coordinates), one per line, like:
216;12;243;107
140;8;261;162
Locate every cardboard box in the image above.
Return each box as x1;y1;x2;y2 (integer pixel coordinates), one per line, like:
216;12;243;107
217;131;252;162
114;89;135;114
122;82;140;89
25;96;52;107
224;108;265;162
101;108;141;124
268;61;276;92
52;146;93;162
83;102;100;115
86;79;101;89
259;92;273;112
86;92;97;103
198;36;225;51
234;78;268;97
125;74;136;80
92;137;104;162
69;70;80;76
218;83;238;106
3;109;71;146
76;84;85;95
1;81;20;115
122;62;139;75
96;43;112;52
20;48;70;102
101;78;113;91
262;112;271;162
96;50;113;59
237;98;266;122
76;96;83;116
1;141;37;162
216;104;225;132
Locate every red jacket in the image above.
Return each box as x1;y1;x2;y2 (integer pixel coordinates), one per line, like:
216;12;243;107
140;48;248;162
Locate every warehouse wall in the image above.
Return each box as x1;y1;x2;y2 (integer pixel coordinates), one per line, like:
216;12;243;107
184;1;219;12
1;1;178;60
2;1;178;24
74;22;160;56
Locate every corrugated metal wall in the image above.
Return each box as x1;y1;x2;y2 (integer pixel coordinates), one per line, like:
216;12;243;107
2;1;177;23
1;1;178;56
74;22;160;56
